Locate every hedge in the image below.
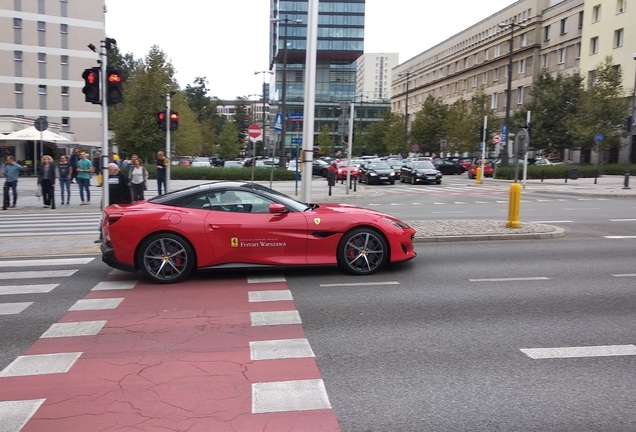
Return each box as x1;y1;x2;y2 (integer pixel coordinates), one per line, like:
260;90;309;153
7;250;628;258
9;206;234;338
492;163;634;180
145;165;299;181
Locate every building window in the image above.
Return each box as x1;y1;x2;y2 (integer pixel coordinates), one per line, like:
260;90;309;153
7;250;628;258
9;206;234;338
590;36;599;54
494;68;500;81
14;50;23;61
38;85;47;95
494;44;501;57
38;52;46;63
575;42;582;58
483;71;488;84
517;86;524;105
60;23;68;34
542;53;549;68
592;5;601;22
62;118;70;129
491;92;498;109
560;18;568;35
520;33;527;47
37;21;46;31
558;48;566;64
578;11;584;28
472;76;477;87
518;58;526;74
544;25;551;41
61;55;68;65
61;86;69;96
15;84;24;94
617;0;626;13
614;28;624;47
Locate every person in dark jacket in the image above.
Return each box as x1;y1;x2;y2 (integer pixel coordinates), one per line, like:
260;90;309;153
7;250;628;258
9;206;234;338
57;155;72;205
37;155;57;208
107;163;131;205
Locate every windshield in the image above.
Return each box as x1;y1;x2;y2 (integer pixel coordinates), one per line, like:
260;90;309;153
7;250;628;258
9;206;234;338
413;161;435;169
368;162;391;170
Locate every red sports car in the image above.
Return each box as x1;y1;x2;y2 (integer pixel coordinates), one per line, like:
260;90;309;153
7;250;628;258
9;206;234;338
335;161;359;180
101;182;417;283
467;161;494;179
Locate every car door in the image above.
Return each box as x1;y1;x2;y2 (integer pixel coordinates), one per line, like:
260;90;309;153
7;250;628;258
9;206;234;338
203;189;309;266
401;161;413;181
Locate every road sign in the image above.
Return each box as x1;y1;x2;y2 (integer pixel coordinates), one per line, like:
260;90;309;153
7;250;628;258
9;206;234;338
493;133;502;145
287;113;304;121
291;138;302;145
412;144;420;152
34;117;48;132
273;114;283;132
594;133;604;143
248;124;262;141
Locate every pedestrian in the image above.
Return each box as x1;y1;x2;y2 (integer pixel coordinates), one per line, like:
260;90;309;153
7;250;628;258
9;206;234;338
128;157;149;201
76;151;93;205
92;151;102;187
2;155;24;209
156;150;169;195
57;155;73;205
37;155;57;209
107;163;131;205
69;148;80;183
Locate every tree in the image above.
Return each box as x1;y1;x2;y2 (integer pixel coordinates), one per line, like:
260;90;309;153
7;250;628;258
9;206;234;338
383;112;406;156
443;99;475;154
409;96;448;154
317;125;334;157
233;97;251;145
216;122;241;159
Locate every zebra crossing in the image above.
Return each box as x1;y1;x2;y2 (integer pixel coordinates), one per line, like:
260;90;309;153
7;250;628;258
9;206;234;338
0;212;101;237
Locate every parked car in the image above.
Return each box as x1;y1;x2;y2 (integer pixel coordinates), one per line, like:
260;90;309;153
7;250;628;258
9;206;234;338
433;159;464;175
533;158;564;166
312;159;330;177
358;161;397;185
190;160;212;168
467;160;494;179
400;160;442;184
224;160;244;169
386;159;404;170
335;161;359;180
101;181;417;283
457;157;473;171
255;158;280;169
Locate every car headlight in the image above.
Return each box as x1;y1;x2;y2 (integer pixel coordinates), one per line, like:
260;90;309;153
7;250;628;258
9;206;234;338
382;217;411;229
389;172;395;176
370;172;378;176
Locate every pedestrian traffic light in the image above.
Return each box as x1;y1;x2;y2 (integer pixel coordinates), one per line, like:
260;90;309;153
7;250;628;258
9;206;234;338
157;112;167;131
106;68;123;105
82;67;101;104
170;111;179;131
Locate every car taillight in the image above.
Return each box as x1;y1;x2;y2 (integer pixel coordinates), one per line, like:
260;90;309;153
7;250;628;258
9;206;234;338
106;213;124;225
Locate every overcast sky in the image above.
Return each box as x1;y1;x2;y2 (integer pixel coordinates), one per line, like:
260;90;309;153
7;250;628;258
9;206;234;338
104;0;514;100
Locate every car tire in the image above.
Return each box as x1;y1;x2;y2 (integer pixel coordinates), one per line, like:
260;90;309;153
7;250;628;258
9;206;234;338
411;176;416;185
400;176;405;183
390;179;395;185
320;169;327;178
137;233;195;284
436;180;441;184
337;228;388;275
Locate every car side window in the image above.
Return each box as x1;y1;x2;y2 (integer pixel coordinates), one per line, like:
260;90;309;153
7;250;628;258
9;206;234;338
209;190;276;214
179;193;212;210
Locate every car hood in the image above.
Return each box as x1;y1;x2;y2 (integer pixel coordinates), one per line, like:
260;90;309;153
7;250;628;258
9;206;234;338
314;203;389;217
367;168;393;174
415;168;439;174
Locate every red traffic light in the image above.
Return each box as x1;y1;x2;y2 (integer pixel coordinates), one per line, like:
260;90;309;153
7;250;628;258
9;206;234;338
107;72;122;83
87;72;96;85
170;113;179;121
158;113;166;121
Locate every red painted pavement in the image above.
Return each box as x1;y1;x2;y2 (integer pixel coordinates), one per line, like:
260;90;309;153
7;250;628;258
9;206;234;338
0;275;341;431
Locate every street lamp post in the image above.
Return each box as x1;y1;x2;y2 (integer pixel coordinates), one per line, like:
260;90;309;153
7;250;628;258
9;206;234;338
624;53;636;189
356;94;369;155
272;15;302;168
399;71;410;157
255;71;273;157
499;19;525;168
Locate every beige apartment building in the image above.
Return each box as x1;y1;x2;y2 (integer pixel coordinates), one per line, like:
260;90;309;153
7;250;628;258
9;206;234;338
0;0;104;163
392;0;636;162
356;53;399;101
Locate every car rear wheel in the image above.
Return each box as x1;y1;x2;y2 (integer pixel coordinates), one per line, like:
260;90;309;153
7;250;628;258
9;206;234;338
137;233;195;284
337;228;388;275
411;175;416;185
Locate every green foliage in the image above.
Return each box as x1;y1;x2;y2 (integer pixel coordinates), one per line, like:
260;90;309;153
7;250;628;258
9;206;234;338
317;125;334;157
233;98;251;143
216;122;241;159
148;166;297;181
494;163;633;180
409;96;448;154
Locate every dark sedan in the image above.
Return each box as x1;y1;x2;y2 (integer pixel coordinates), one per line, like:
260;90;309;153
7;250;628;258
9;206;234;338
433;159;465;175
358;161;397;185
400;160;442;185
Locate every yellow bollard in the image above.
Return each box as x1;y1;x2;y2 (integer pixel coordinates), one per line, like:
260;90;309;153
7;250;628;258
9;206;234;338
475;166;482;185
506;182;522;228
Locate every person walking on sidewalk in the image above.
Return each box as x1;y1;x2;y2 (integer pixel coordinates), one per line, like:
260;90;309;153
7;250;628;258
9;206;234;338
57;155;72;205
69;148;80;184
76;151;93;205
37;155;57;209
2;155;24;209
155;151;168;195
107;163;132;205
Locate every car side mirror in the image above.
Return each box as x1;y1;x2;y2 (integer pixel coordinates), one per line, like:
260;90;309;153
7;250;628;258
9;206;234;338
269;203;288;214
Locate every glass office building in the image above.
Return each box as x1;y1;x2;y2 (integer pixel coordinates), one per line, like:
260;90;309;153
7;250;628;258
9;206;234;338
269;0;366;153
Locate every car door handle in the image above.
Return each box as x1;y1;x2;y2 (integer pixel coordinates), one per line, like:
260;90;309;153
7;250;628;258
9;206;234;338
209;224;220;230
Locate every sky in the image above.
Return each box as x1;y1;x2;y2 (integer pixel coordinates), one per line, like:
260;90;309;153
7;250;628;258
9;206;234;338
104;0;515;100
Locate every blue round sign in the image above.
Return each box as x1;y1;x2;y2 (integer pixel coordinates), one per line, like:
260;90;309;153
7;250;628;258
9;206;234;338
595;133;604;143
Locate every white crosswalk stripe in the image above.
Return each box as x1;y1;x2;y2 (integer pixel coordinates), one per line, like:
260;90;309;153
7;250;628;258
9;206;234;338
0;213;101;237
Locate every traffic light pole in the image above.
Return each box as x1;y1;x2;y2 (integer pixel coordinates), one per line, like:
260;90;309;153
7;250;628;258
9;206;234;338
100;39;109;210
165;93;172;193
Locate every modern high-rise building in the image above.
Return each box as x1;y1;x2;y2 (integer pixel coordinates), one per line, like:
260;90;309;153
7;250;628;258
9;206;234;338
356;53;399;101
269;0;371;155
0;0;104;164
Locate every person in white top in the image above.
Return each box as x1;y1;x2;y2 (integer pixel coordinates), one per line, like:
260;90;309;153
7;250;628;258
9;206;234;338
128;157;149;201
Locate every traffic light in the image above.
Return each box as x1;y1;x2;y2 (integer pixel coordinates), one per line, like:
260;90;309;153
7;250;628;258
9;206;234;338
82;67;101;104
106;68;123;105
157;112;166;131
479;126;489;142
170;111;179;131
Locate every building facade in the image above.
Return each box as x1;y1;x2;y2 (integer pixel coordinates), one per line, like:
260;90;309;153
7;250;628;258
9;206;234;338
0;0;104;162
392;0;635;163
269;0;366;155
356;52;399;101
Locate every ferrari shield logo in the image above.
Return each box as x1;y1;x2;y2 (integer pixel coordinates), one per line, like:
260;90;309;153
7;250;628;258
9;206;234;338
231;237;239;248
314;218;321;226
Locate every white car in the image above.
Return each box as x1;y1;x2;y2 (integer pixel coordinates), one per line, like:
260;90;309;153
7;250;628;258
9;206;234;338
190;160;212;168
223;160;244;168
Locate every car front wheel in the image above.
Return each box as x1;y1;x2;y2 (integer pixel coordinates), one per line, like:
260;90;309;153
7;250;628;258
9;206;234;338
337;228;388;275
137;233;195;284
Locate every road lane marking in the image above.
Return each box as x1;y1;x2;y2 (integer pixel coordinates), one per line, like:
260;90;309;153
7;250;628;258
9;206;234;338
41;321;107;338
0;258;93;268
248;290;293;302
69;298;124;311
252;379;331;413
0;284;57;295
319;281;399;287
0;270;77;280
0;399;46;432
610;219;636;222
470;277;550;282
613;274;636;277
529;220;573;224
604;236;636;239
0;352;83;377
521;345;636;359
248;275;286;284
250;338;315;360
562;207;600;211
250;310;302;326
